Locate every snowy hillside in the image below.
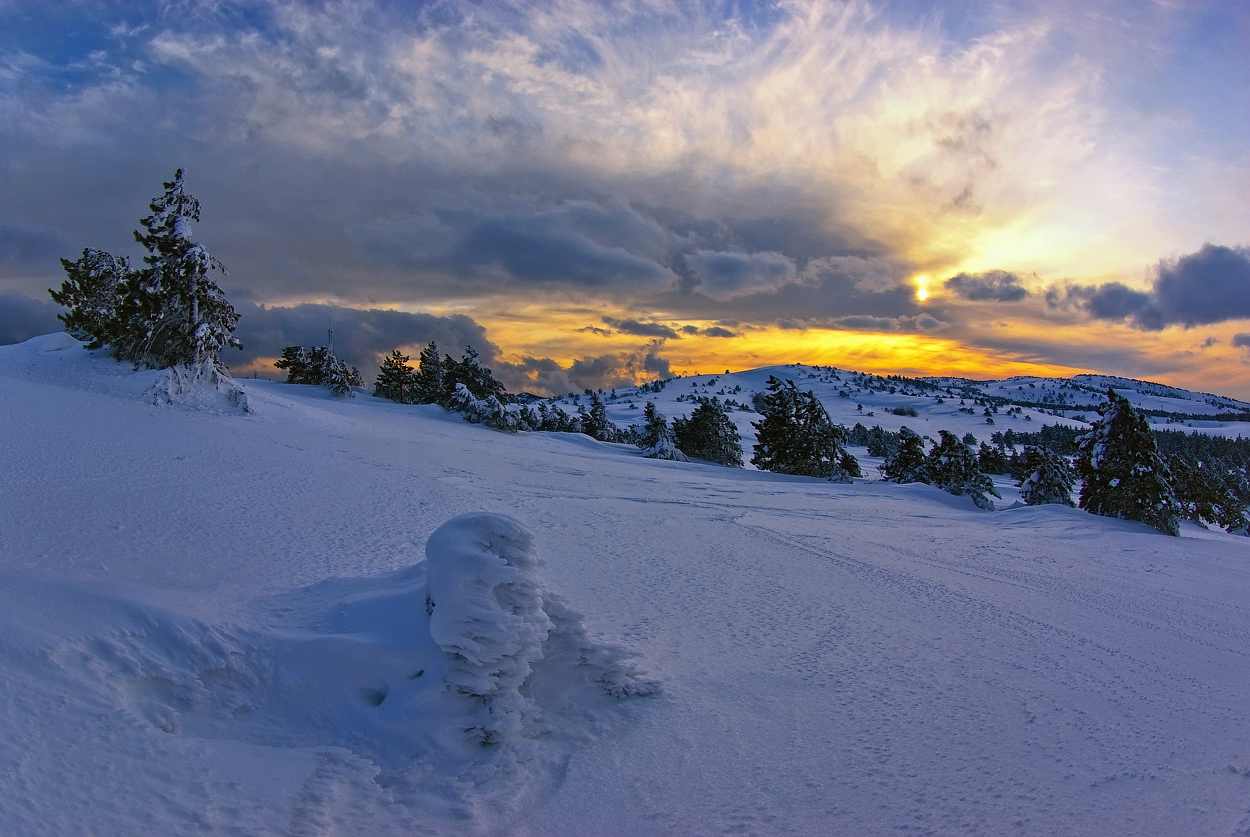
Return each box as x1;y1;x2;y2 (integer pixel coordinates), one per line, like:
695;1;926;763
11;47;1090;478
3;334;1250;835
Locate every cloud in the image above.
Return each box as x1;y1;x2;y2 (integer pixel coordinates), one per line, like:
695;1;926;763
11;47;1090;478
1152;244;1250;327
779;313;948;333
686;250;796;300
602;317;680;339
0;224;70;272
506;339;672;394
230;303;496;382
1050;244;1250;330
0;293;64;345
1233;333;1250;349
944;270;1029;302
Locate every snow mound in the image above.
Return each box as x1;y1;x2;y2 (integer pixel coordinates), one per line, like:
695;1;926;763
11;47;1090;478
145;359;251;415
426;513;659;746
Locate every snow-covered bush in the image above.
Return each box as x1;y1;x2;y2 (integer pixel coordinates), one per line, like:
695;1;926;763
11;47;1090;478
425;513;657;745
674;398;742;467
450;383;519;432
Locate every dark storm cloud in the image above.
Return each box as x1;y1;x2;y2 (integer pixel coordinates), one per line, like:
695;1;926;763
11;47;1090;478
944;270;1029;302
685;250;796;301
601;317;680;339
1152;244;1250;327
1049;244;1250;330
1233;334;1250;349
229;303;495;381
0;293;63;345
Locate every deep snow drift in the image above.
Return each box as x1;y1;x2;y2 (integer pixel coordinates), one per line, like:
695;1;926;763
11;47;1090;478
2;334;1250;835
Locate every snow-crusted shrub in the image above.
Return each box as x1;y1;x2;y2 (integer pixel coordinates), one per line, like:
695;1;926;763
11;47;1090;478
425;513;657;745
926;430;999;510
1077;388;1180;535
1017;446;1076;506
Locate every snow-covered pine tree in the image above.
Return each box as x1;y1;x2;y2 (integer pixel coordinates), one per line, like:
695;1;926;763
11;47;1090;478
1017;446;1076;506
879;426;929;483
449;383;518;431
926;430;1000;510
637;402;687;461
413;341;446;404
751;376;852;481
673;398;742;467
274;346;314;383
580;393;616;441
978;442;1010;475
373;349;416;403
49;248;133;349
447;346;509;404
114;170;240;369
1077;388;1181;535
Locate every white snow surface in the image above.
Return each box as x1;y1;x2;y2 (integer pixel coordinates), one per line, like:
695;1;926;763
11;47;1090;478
3;334;1250;835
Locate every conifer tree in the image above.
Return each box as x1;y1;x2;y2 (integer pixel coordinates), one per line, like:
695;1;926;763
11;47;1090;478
637;402;687;461
580;393;616;440
447;346;508;403
927;430;1000;509
117;169;239;368
751;376;851;480
1017;446;1076;506
673;398;742;467
879;426;928;483
1077;388;1181;535
49;249;132;349
373;349;416;403
413;341;446;404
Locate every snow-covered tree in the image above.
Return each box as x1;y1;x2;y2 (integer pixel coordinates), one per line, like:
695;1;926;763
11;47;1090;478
1077;388;1180;536
49;249;132;349
580;393;616;441
926;430;999;510
751;376;852;481
879;426;928;483
1017;446;1076;506
446;345;508;404
450;383;518;431
673;398;742;467
115;170;240;369
274;345;361;397
373;349;417;403
637;402;687;461
49;170;240;370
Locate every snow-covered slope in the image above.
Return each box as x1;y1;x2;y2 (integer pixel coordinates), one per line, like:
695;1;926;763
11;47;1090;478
2;335;1250;835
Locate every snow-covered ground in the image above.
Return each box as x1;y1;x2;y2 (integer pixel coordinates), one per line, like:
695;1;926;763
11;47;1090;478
3;334;1250;835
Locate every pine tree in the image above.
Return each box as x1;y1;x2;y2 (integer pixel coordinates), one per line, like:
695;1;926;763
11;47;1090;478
274;346;314;383
412;341;446;404
977;442;1009;475
673;398;742;467
1016;446;1076;506
49;248;132;349
117;169;239;368
751;376;851;480
580;393;616;441
447;346;508;403
879;426;928;483
374;349;417;403
48;170;239;370
274;345;359;396
637;402;687;461
1077;388;1181;535
927;430;999;509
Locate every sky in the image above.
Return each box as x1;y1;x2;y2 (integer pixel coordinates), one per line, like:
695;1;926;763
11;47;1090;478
2;0;1249;397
